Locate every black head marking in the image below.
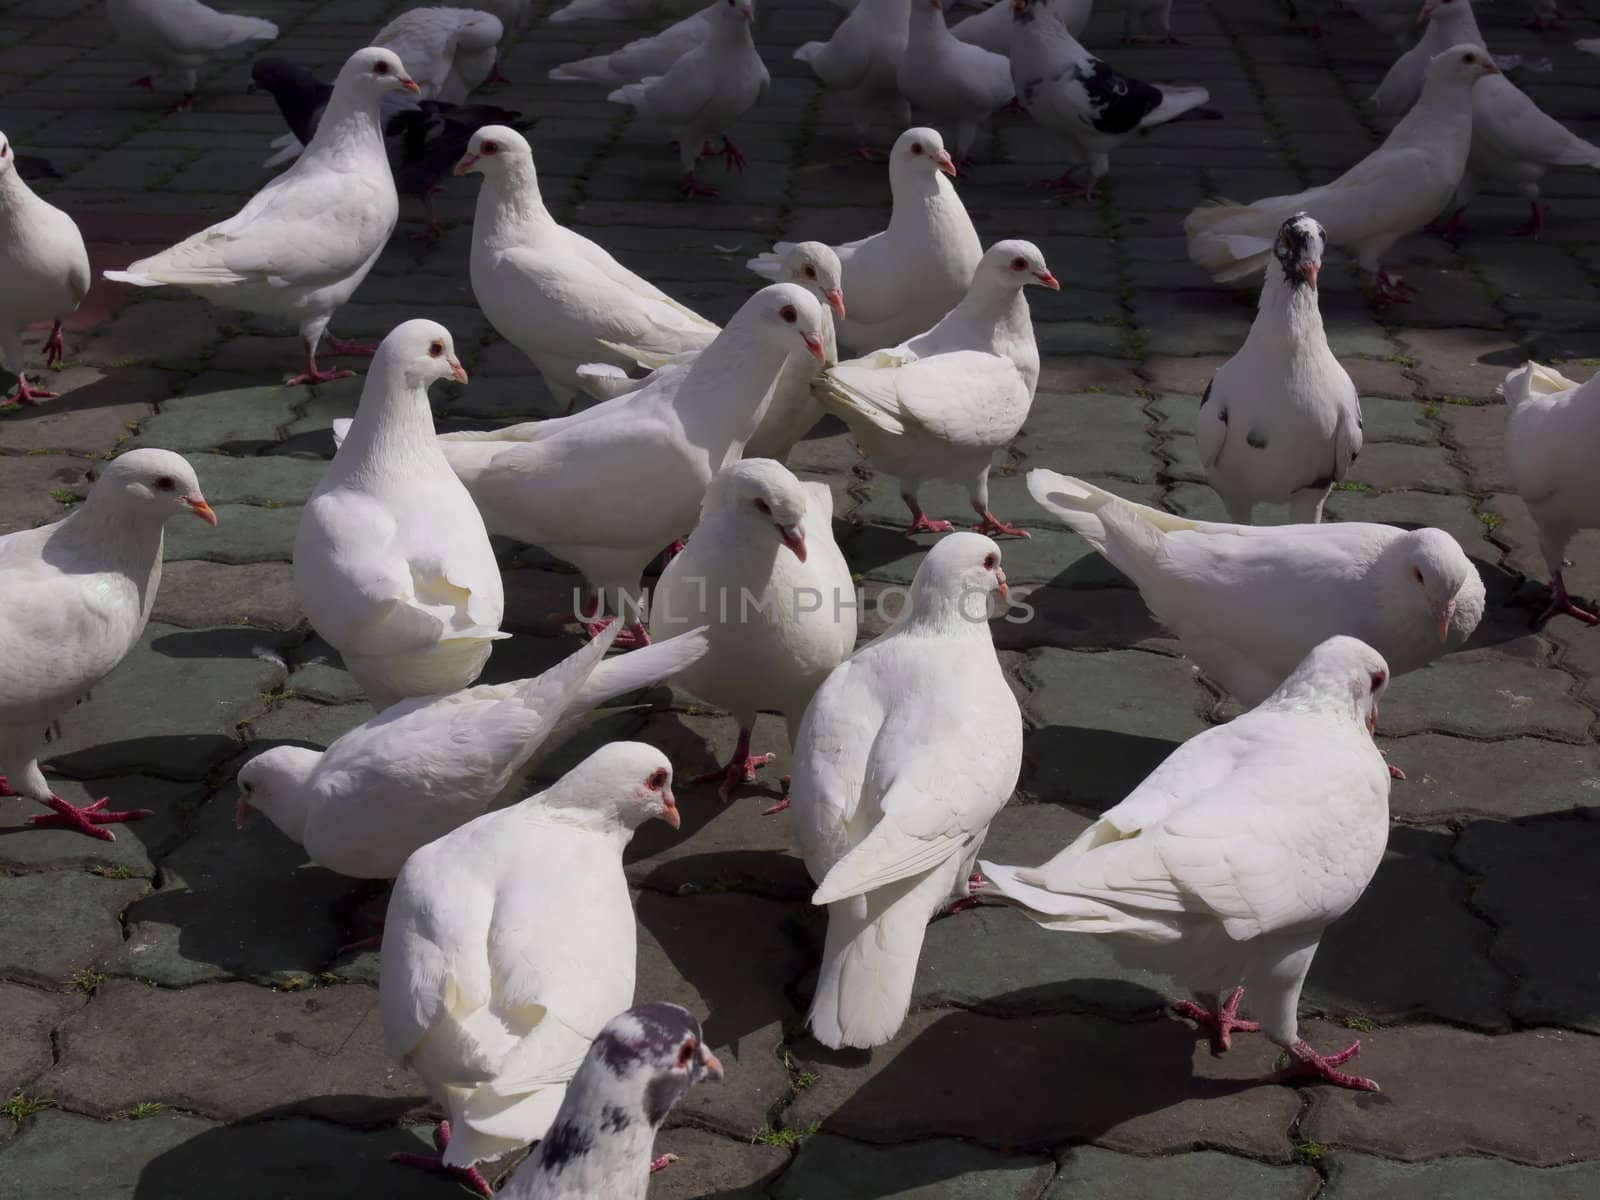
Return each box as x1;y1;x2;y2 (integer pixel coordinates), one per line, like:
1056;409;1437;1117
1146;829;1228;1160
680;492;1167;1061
1274;215;1323;288
596;1002;702;1077
643;1071;693;1127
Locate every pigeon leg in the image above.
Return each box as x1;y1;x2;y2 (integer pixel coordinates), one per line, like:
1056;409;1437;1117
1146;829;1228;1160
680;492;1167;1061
1272;1038;1380;1092
935;872;986;919
0;776;14;797
692;726;775;800
971;503;1031;539
1172;987;1261;1054
1039;169;1079;189
43;321;66;369
129;75;155;90
1002;97;1026;114
720;136;746;175
660;539;687;569
1512;201;1549;239
390;1121;494;1198
1425;207;1467;242
27;794;154;842
649;1153;679;1173
1533;571;1600;628
286;339;355;387
903;493;954;535
851;143;884;162
486;63;511;87
761;775;792;816
584;618;653;648
4;373;60;406
323;334;380;358
1363;271;1418;306
408;190;443;241
167;93;194;115
680;170;720;199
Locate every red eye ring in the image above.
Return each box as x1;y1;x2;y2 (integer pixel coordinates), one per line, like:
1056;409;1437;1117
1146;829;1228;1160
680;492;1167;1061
677;1038;697;1068
647;768;669;789
1010;257;1026;271
373;60;389;74
1369;671;1387;691
911;143;924;155
155;476;177;492
983;553;998;569
780;305;797;323
482;140;499;154
754;498;770;513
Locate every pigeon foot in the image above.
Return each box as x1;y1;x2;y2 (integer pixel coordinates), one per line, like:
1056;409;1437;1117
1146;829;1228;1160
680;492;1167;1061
129;75;155;90
1052;181;1098;202
851;143;884;162
1363;271;1418;306
1512;201;1549;239
583;617;651;648
486;63;511;86
324;335;380;358
1172;987;1261;1054
1387;762;1407;781
1002;97;1026;114
691;755;775;799
661;538;687;568
1039;170;1079;189
287;365;354;387
4;374;59;406
971;508;1031;538
43;321;66;368
761;779;792;817
720;136;746;174
167;93;194;114
650;1153;679;1173
1426;208;1467;242
1532;574;1599;628
905;514;955;534
27;795;154;842
390;1122;494;1198
1272;1038;1380;1092
680;172;720;198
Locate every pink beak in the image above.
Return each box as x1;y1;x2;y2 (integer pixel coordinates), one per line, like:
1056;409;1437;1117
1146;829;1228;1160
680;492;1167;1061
1367;704;1378;736
660;788;680;829
801;331;826;362
936;150;957;177
1302;260;1320;288
399;75;420;94
186;495;218;526
1034;271;1060;290
449;357;469;384
996;568;1009;604
778;523;807;562
701;1048;725;1079
453;153;478;176
1482;60;1501;74
824;288;846;319
235;794;253;829
1416;4;1434;21
1431;598;1456;644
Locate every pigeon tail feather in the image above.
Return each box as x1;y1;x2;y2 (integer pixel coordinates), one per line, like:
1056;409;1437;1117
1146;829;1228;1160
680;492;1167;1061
809;882;931;1050
1500;361;1579;409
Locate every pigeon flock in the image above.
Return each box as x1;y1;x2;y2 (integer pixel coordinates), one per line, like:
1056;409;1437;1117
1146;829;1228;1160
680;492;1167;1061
1;0;1598;1193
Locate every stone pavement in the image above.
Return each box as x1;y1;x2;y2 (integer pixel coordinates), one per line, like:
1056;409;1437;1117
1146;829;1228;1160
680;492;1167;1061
3;0;1600;1194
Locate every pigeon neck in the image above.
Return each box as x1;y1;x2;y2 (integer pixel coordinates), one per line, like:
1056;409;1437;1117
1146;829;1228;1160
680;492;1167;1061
301;86;387;169
334;369;449;481
62;489;173;567
887;167;958;234
893;580;1000;640
0;168;29;212
1260;668;1363;725
518;1091;656;1199
477;160;552;242
251;764;320;846
1405;70;1478;140
521;791;638;844
676;325;797;460
1252;266;1326;345
907;5;951;45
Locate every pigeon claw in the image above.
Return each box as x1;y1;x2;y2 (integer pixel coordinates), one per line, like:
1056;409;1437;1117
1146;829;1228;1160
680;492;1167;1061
1531;575;1600;628
390;1122;494;1198
4;374;60;406
1512;201;1549;239
905;514;955;535
1039;170;1079;190
1363;272;1418;307
27;795;154;842
720;136;746;174
851;143;884;162
323;335;380;358
972;508;1031;539
43;321;66;369
1272;1038;1380;1092
286;366;355;387
1172;988;1261;1055
680;172;720;199
167;93;194;115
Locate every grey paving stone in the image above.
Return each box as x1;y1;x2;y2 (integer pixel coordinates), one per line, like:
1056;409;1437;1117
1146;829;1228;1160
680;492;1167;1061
650;1126;789;1199
182;452;324;506
47;979;426;1123
164;501;299;563
1298;1019;1600;1165
0;453;92;537
1378;654;1592;741
1046;1146;1318;1199
0;367;167;455
0;775;201;877
0;872;146;989
1346;442;1463;493
0;985;84;1097
151;561;302;631
1020;394;1158;483
1395;327;1526;403
774;1135;1056;1199
1320;1153;1600;1200
1434;402;1512;493
125;388;301;454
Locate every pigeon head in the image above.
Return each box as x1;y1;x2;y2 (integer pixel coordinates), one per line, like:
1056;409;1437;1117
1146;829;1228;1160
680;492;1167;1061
1274;636;1390;737
539;742;679;832
892;127;956;178
234;746;322;840
980;239;1059;292
0;132;11;177
373;319;469;389
708;459;810;561
779;241;845;320
453;123;531;176
741;283;827;365
339;47;420;97
1273;214;1325;290
1426;43;1499;87
1417;0;1469;25
715;0;756;22
91;449;217;527
902;531;1010;630
1402;528;1480;644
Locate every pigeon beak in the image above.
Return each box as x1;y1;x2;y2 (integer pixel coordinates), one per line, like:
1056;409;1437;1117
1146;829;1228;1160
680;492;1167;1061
660;788;680;829
801;331;826;363
700;1047;725;1080
453;153;479;176
1367;704;1377;737
1301;259;1320;288
740;2;753;18
996;568;1009;605
400;75;421;93
1416;3;1434;21
824;288;846;319
449;357;469;384
1431;598;1456;644
778;522;807;562
235;794;254;829
935;150;957;177
185;495;219;526
1482;60;1501;75
1034;270;1060;290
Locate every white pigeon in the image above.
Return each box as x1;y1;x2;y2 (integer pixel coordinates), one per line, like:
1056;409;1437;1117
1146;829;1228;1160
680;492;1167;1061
106;0;278;111
0;450;216;840
1025;471;1486;708
1577;38;1600;56
1501;362;1600;627
375;7;504;103
952;0;1091;54
294;320;504;712
1370;0;1489;117
0;133;89;407
575;241;846;464
648;460;857;804
1185;44;1498;304
103;48;416;385
898;0;1014;166
453;125;718;412
435;285;827;646
548;0;703;20
814;239;1058;537
497;1003;723;1200
794;0;913;158
748;127;982;354
380;742;680;1190
1197;215;1363;525
236;623;709;879
606;0;769;198
1009;0;1211;199
980;636;1394;1093
792;532;1021;1050
548;3;715;87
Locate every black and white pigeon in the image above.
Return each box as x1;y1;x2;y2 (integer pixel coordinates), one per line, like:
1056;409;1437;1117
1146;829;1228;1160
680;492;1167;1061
1196;214;1363;524
249;56;529;238
497;1003;724;1199
1009;0;1211;199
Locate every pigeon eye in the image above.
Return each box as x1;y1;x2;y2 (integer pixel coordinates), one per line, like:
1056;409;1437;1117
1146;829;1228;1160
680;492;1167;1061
154;476;176;492
911;143;924;155
1010;257;1027;271
1370;671;1387;692
647;768;669;790
373;60;389;75
780;305;797;323
429;341;444;358
803;265;816;278
754;497;770;514
482;140;499;155
983;552;998;569
677;1038;697;1068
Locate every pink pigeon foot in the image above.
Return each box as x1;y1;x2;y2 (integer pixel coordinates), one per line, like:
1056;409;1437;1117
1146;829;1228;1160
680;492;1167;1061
1426;207;1467;242
761;776;792;816
130;75;154;89
971;507;1031;539
693;727;774;800
1172;987;1261;1054
323;334;380;357
1533;573;1599;628
1387;762;1407;781
1272;1038;1380;1092
1053;181;1098;202
1363;271;1418;306
287;364;353;387
851;143;883;162
583;617;651;648
650;1153;679;1173
680;172;719;198
0;776;14;797
1002;97;1026;114
720;136;746;174
486;63;511;86
390;1121;494;1198
408;189;444;241
167;93;194;114
27;795;154;842
1039;170;1078;189
1512;201;1549;239
43;321;66;368
4;374;59;406
661;539;687;568
903;493;954;535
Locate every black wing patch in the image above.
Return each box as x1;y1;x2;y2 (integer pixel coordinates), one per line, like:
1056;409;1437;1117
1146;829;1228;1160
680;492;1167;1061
1073;59;1164;135
1245;427;1268;449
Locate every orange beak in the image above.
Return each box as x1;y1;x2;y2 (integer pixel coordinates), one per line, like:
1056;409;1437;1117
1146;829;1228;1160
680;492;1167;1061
1482;60;1501;75
701;1048;725;1079
802;331;826;362
660;788;680;829
824;288;846;319
996;568;1009;605
1431;598;1456;644
449;357;469;384
186;495;218;526
1035;271;1060;290
400;75;420;94
936;150;957;177
1302;260;1320;288
453;153;478;176
235;794;253;829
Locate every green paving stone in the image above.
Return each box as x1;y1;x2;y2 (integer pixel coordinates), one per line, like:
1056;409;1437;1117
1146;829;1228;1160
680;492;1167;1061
1379;655;1592;741
651;1127;788;1199
1320;1153;1600;1200
0;1110;450;1200
1324;316;1398;360
181;453;324;506
278;375;363;444
1035;321;1133;358
1046;1147;1318;1199
1346;442;1463;493
44;624;290;780
126;388;301;454
164;501;299;563
1020;394;1158;482
1323;489;1497;558
773;1135;1056;1199
0;872;147;989
0;775;202;877
1355;395;1435;444
283;659;365;706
